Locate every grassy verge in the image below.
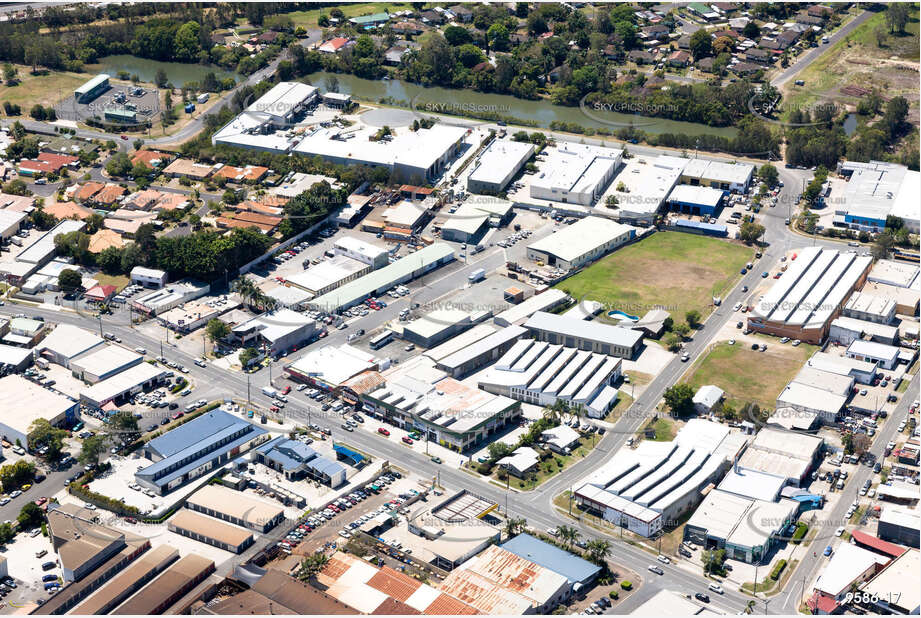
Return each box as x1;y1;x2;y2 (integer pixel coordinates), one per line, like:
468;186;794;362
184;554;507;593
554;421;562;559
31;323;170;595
93;273;130;290
604;392;634;422
0;64;87;108
556;233;753;321
285;3;413;29
642;417;677;442
741;559;798;595
486;437;599;491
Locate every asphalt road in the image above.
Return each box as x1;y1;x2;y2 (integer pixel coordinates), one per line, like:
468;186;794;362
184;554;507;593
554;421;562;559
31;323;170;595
770;9;873;88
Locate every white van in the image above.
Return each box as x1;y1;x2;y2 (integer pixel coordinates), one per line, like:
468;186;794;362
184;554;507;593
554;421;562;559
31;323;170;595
708;583;724;594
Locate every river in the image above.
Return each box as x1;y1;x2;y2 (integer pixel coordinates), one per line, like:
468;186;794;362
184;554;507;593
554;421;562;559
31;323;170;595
305;71;738;138
87;55;238;87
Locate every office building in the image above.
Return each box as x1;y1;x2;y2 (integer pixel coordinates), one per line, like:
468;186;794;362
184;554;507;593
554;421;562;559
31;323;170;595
0;375;79;447
833;161;919;234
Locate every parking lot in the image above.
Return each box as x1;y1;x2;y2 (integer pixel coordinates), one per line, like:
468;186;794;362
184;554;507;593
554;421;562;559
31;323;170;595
2;526;59;606
56;83;160;126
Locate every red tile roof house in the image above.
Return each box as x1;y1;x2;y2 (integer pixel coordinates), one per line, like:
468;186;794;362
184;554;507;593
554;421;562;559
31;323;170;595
318;37;350;53
93;183;128;206
667;50;691;67
131;150;175;169
18;152;78;176
76;182;105;203
214;165;269;183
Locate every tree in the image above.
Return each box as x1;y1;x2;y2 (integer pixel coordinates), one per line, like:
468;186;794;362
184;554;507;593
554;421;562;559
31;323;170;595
18;502;44;529
663;384;695;417
689;29;712;60
885;3;910;34
871;231;895;259
585;539;612;565
487;442;513;462
30;103;46;121
58;268;83;292
557;524;581;550
673;322;690;337
297;553;330;581
758;163;779;186
206;318;230;344
685;310;702;328
0;460;35;493
444;25;472;46
503;517;527;537
105;152;132;177
79;434;107;465
702;548;726;574
487;23;510;52
239;347;260;367
740;219;765;244
155;68;168;88
742;21;760;39
663;332;681;352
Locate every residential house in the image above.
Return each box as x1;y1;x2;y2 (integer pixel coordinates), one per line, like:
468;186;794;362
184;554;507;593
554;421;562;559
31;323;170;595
745;48;773;64
420;10;445;25
44;201;92;221
733;61;762;75
162;159;216;180
776;29;801;49
93;183;127;206
796;12;826;27
390;20;427;36
256;31;279;44
697;56;716;72
87;229;125;254
807;4;833;20
75;182;105;203
123;189;164;211
18;153;78;177
629;49;655;64
449;4;473;22
668;50;690;67
677;34;691;50
641;24;669;40
349;12;390;29
317;37;350;54
214;165;269;183
131;150;174;169
151;194;189;212
384;43;413;65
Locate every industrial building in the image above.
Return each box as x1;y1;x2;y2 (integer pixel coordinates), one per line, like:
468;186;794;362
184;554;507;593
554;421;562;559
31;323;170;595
494;288;570;327
735;428;824;487
877;506;920;548
524;311;644;359
315;552;478;614
130;280;210;316
309;243;455;312
185;484;284;532
130;266;168;289
111;553;215;615
254;436;347;487
229;309;318;355
679;158;753;192
361;356;521;452
0;343;32;373
33;324;105;368
526;216;636;270
440;197;513;243
685;490;798;563
158;296;242;333
440;544;572;614
478;338;623;418
748;247;873;343
136;409;271;495
68;546;179;616
833;160;919;234
434;324;527;377
79;362;168;408
573;420;747;537
666;184;727;216
501;533;601;587
168;509;254;554
867;259;919;289
860;548;920;615
212;85;466;183
0;374;79;447
286;344;379;392
405;490;501;570
847;339;901;370
0;219;85;285
333;236;390;269
806;350;878;384
402;308;478;348
829;316;900;346
600;154;687;224
530;144;622;206
844;291;897;324
71;345;143;383
776;381;847;425
287;255;371;296
74;74;110;103
466;139;534;194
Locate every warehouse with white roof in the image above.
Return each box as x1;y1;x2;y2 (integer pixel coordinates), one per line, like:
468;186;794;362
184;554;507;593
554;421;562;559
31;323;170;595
829;316;900;346
33;324;105;368
0;374;79;446
530;144;622;206
667;184;727;216
847;339;900;370
680;158;753;192
493;289;569;327
748;247;873;343
467;139;534;194
834;160;919;234
478;338;623;417
524;311;644;359
526;216;636;270
573;419;748;536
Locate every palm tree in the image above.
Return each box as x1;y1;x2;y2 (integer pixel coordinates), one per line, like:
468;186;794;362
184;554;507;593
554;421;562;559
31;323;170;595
504;517;528;538
586;539;612;565
557;525;580;550
233;276;257;307
297;553;330;582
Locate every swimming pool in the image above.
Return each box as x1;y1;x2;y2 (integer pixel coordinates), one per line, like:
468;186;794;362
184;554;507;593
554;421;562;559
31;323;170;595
608;310;639;322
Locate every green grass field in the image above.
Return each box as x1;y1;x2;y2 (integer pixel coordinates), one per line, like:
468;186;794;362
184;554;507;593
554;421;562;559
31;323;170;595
0;65;87;108
285;3;414;29
556;232;754;321
684;341;818;410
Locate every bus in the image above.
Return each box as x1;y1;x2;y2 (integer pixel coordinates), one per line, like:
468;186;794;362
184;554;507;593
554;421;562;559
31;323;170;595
893;249;920;263
369;330;394;350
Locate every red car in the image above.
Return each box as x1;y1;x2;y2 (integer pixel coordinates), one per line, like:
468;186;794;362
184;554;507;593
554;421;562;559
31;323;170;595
402;436;414;445
270;406;279;413
282;386;291;395
171;411;184;420
378;428;390;436
120;134;128;140
34;497;47;506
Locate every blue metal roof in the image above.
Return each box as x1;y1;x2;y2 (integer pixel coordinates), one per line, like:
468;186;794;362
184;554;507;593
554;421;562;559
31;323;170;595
259;437;347;477
500;533;601;584
333;444;365;465
147;409;246;458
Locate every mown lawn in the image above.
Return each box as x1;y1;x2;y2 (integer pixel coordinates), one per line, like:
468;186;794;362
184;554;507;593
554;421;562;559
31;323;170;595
285;3;414;29
0;65;87;108
556;232;754;320
684;341;817;410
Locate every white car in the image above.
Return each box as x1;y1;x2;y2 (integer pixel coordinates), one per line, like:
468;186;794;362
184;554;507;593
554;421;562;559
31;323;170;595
708;583;724;595
657;555;670;564
835;526;845;536
733;303;742;312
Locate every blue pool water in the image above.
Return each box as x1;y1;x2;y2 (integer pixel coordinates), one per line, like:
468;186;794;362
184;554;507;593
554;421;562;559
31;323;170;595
608;310;639;321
